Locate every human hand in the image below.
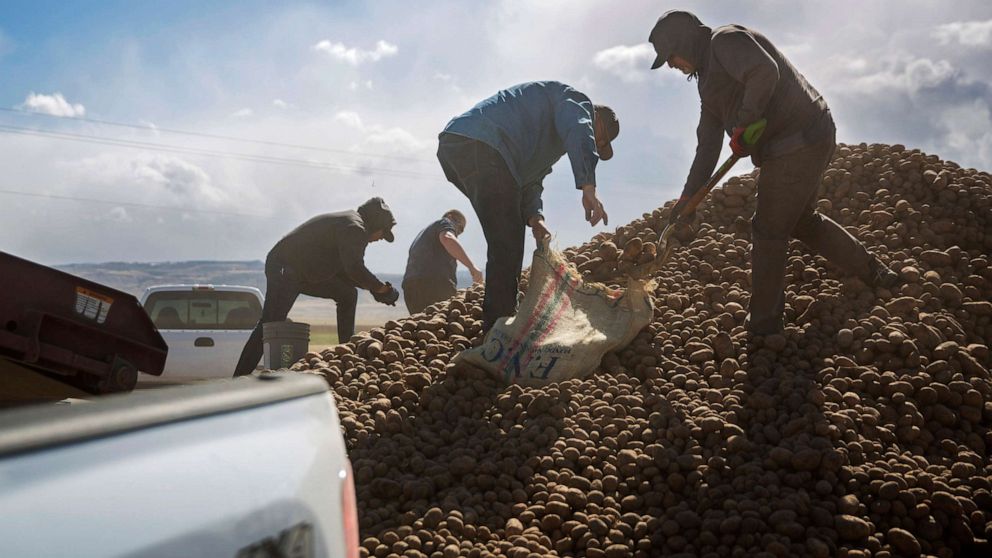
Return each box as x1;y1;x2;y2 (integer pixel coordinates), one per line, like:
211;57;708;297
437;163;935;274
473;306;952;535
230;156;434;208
668;194;696;226
470;267;484;285
581;185;608;226
528;215;551;243
729;126;750;157
372;282;399;306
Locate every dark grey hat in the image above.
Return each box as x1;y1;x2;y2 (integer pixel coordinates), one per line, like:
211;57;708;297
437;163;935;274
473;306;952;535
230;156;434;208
593;104;619;161
648;10;709;70
358;197;396;242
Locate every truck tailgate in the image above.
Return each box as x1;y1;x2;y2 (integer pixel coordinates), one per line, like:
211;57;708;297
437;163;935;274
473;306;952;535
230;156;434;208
0;373;352;558
149;328;251;381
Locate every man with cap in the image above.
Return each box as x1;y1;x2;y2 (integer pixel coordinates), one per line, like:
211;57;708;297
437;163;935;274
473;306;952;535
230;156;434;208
437;81;619;331
234;197;400;376
647;11;900;335
402;209;483;315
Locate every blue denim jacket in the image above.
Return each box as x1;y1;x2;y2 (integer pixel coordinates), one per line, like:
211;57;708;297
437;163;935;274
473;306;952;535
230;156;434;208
442;81;601;219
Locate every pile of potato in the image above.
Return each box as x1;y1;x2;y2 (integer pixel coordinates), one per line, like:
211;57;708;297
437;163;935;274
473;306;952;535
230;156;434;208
295;143;991;557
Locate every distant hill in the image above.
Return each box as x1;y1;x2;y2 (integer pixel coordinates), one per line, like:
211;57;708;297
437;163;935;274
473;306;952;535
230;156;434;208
53;260;472;326
55;260;270;297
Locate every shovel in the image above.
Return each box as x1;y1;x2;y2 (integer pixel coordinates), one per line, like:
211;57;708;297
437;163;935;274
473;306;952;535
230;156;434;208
630;118;766;279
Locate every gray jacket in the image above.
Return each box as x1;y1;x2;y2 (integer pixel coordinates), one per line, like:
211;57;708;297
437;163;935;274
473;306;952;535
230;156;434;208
650;11;834;197
269;198;395;291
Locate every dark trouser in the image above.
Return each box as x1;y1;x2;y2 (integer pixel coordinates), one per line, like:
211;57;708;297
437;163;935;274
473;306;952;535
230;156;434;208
437;133;525;331
233;257;358;376
403;277;457;315
749;130;877;334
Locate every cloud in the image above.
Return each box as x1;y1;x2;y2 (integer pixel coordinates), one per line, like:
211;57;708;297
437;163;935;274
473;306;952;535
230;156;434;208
592;43;655;83
780;41;812;58
940;99;992;159
272;98;289;108
69;153;228;206
433;72;462;94
6;1;992;270
333;110;364;129
102;207;133;223
433;73;462;95
837;56;958;95
364;127;425;153
135;121;166;141
230;107;254;118
312;39;398;65
19;92;86;117
331;110;425;155
934;19;992;47
820;50;992;169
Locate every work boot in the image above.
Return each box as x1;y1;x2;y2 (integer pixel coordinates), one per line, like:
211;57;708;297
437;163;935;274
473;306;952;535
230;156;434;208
866;258;900;290
744;312;783;336
748;235;788;336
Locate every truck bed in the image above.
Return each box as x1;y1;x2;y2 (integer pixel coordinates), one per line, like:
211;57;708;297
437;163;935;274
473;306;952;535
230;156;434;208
0;373;354;558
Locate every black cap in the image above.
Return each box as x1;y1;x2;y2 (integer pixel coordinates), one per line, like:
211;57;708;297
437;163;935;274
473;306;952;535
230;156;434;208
648;17;669;70
594;105;619;161
358;197;396;242
648;10;709;71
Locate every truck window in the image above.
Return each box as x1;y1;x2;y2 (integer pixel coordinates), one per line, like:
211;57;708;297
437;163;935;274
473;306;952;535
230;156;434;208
144;291;262;330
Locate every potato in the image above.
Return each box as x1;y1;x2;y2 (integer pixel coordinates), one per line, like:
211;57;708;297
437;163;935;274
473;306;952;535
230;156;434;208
278;143;992;558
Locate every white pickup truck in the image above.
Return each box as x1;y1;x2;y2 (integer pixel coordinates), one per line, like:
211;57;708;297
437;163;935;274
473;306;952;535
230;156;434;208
139;285;263;382
0;372;359;558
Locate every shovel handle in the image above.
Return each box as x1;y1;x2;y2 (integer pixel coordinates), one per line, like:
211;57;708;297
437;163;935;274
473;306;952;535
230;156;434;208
628;119;767;280
673;118;767;223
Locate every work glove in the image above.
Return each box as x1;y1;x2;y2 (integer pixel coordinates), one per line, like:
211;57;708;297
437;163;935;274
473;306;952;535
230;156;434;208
373;282;400;306
729;126;750;157
729;119;768;158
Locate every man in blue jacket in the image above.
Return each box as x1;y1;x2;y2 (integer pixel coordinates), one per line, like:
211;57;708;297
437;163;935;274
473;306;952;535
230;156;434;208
438;81;619;331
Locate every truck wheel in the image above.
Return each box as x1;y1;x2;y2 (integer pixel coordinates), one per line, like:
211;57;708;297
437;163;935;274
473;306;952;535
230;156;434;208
96;358;138;394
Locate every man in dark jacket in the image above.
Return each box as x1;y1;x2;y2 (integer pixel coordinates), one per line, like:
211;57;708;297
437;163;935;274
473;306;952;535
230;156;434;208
648;10;899;335
402;209;483;314
438;81;619;331
233;197;400;376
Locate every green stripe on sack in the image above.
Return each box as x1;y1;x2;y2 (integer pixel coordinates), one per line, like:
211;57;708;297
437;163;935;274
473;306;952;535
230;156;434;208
500;264;575;382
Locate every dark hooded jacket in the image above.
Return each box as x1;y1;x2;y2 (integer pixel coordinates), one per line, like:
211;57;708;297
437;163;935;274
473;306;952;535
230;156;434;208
650;11;834;198
268;197;395;291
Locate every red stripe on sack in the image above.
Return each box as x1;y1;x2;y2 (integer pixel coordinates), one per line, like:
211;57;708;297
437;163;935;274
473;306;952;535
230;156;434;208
497;260;570;375
517;264;581;370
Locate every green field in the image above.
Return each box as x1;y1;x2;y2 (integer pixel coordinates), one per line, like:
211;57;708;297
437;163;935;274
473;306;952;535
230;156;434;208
309;324;380;351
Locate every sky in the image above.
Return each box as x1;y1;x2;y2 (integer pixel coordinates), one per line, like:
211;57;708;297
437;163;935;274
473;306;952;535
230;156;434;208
1;0;991;272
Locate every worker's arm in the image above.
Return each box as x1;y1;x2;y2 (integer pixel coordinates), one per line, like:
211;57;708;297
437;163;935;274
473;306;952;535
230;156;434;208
681;105;725;199
438;231;483;284
712;29;780;128
553;87;609;227
337;226;389;293
521;179;545;223
553;86;599;191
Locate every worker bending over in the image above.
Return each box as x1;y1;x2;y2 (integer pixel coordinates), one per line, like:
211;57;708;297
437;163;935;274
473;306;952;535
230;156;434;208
234;197;399;376
437;81;619;331
649;10;899;335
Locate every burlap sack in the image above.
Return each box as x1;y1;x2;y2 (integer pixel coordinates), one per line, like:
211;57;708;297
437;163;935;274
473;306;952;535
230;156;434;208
456;239;654;386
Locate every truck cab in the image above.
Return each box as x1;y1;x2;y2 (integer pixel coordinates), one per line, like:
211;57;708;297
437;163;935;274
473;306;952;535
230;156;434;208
139;285;263;382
